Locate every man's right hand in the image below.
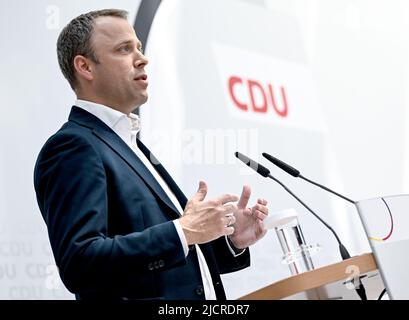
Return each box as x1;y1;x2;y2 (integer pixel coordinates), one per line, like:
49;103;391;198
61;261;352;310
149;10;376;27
179;181;238;245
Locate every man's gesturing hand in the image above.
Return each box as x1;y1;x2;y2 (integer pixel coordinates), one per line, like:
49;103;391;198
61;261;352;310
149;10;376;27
179;181;239;245
228;185;269;249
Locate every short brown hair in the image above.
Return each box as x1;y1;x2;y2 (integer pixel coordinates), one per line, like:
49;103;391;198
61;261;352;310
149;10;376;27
57;9;128;90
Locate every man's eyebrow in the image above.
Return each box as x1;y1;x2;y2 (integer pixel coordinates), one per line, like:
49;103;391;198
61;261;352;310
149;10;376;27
115;39;142;49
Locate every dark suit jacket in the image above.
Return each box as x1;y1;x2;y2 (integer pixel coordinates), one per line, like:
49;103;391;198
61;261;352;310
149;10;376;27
34;106;250;300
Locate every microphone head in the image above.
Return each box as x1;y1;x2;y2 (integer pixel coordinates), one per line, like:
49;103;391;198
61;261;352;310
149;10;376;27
235;152;270;177
262;152;300;177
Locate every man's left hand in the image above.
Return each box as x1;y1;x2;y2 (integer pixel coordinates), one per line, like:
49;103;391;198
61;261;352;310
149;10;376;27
228;185;268;249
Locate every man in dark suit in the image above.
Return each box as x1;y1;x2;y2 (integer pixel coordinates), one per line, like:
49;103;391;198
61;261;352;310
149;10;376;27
34;9;269;300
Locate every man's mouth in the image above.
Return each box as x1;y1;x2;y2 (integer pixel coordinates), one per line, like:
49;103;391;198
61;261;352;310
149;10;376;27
134;74;148;81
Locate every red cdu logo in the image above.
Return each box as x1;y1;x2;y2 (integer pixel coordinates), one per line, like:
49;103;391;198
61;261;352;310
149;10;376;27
228;76;289;117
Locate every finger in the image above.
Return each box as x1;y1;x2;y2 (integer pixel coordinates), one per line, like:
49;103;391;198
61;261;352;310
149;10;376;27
214;194;239;205
253;209;267;220
201;201;234;212
222;204;238;215
237;185;251;209
224;226;235;236
191;181;208;202
222;217;230;227
243;208;252;216
223;214;236;226
258;198;267;206
253;203;268;215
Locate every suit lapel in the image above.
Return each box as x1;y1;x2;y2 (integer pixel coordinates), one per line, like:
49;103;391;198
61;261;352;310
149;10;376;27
137;139;188;209
69;106;181;218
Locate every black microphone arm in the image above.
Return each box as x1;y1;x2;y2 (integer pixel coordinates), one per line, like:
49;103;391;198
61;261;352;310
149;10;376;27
260;151;367;300
234;151;367;300
262;152;355;204
234;152;348;258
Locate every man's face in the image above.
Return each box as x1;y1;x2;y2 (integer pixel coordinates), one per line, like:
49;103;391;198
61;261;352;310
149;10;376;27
88;16;149;111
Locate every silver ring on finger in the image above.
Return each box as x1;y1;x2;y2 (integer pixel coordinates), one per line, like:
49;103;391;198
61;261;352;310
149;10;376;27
226;215;233;227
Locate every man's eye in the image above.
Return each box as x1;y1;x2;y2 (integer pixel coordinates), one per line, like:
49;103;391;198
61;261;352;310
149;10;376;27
119;46;131;53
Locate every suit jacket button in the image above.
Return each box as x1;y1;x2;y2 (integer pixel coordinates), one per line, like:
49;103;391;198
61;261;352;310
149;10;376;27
158;260;165;267
148;263;154;271
195;285;204;296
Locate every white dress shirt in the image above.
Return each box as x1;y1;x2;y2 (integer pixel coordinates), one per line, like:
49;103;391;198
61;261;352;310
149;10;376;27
74;99;217;299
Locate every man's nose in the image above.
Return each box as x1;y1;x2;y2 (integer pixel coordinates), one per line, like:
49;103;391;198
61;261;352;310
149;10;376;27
134;52;148;68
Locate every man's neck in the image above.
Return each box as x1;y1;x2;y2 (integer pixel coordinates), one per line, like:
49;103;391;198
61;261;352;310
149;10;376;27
76;94;134;115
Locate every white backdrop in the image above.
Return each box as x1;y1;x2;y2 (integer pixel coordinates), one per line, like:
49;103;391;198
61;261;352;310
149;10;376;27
0;0;408;299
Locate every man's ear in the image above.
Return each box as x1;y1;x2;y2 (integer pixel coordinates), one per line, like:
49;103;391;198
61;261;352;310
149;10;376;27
73;55;94;82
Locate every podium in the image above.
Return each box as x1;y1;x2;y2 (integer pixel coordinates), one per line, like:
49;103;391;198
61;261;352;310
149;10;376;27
355;195;409;299
237;194;409;299
239;253;384;300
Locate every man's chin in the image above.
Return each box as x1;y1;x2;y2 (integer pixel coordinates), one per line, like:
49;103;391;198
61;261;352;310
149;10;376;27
140;93;148;104
132;95;148;110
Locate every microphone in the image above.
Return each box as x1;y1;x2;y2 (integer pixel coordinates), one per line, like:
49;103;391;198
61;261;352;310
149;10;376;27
261;152;367;299
235;151;349;258
235;151;271;177
262;153;355;204
235;151;367;300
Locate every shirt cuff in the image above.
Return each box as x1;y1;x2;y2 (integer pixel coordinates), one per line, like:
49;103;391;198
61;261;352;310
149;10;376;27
173;220;189;257
225;236;247;257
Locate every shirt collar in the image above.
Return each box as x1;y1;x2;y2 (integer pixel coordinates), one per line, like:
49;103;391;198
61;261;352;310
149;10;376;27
75;99;141;136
